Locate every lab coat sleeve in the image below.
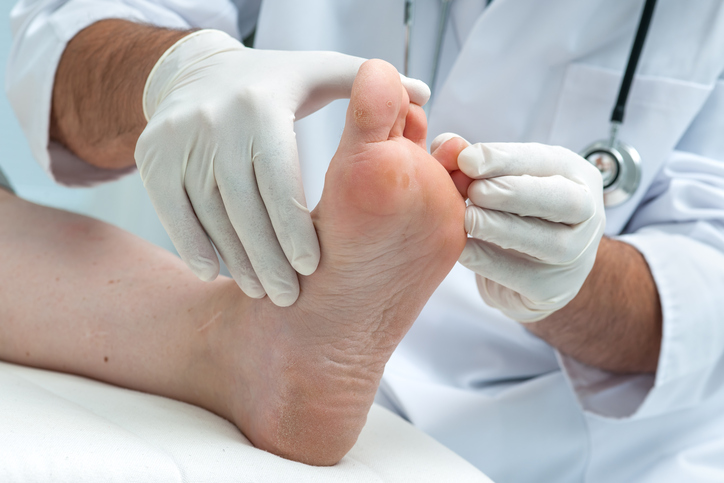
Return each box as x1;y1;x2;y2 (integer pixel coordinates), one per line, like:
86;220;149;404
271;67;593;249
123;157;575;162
5;0;257;186
559;77;724;420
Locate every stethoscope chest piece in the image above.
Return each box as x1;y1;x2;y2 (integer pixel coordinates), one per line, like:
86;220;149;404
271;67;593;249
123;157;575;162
581;138;641;207
578;0;657;208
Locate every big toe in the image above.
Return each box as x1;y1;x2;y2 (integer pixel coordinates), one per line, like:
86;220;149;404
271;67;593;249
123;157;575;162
341;59;409;146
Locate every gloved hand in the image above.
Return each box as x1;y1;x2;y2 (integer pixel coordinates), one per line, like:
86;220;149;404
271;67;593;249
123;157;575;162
437;136;605;322
136;30;430;306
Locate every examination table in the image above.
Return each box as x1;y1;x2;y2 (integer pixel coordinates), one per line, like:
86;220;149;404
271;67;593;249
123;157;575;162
0;361;491;482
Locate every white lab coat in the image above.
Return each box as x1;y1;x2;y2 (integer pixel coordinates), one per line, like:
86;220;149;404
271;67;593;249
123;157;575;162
7;0;724;481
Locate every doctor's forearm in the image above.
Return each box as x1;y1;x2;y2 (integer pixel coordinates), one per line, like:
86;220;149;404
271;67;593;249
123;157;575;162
526;237;662;374
50;20;189;169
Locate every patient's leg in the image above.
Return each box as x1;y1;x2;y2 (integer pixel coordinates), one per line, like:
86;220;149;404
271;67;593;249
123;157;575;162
0;60;466;465
0;187;233;399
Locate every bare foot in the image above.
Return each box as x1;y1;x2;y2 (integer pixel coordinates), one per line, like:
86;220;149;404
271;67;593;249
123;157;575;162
204;60;467;465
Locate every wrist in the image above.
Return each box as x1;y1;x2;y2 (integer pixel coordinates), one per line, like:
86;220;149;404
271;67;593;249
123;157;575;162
51;20;191;169
528;237;662;373
143;29;245;120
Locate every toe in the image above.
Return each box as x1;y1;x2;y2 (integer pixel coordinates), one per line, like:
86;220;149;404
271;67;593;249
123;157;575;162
403;103;427;149
342;59;409;145
431;134;474;198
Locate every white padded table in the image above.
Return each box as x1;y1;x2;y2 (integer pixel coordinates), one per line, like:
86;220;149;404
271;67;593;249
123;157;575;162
0;361;491;482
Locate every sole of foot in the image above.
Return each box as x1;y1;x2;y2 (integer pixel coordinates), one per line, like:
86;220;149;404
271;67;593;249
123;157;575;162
213;59;467;466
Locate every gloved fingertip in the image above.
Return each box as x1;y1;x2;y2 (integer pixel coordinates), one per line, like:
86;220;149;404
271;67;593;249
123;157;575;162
263;272;302;307
458;144;488;178
514;311;553;324
457;239;479;267
243;286;267;299
236;276;266;298
292;252;320;276
270;289;300;308
464;205;478;235
189;257;220;282
413;81;432;106
430;132;467;153
401;76;431;106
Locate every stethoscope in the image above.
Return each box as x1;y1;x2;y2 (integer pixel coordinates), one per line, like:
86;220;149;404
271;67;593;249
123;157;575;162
404;0;658;207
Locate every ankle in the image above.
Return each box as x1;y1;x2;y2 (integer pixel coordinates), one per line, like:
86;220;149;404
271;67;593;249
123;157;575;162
184;279;254;421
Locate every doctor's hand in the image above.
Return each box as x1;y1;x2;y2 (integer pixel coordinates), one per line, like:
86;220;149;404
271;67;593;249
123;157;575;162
434;136;606;322
135;30;430;306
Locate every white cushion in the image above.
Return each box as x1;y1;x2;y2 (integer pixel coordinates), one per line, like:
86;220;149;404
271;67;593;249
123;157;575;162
0;361;492;482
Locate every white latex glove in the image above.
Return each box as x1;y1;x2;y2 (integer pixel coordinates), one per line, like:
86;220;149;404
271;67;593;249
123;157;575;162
440;137;605;322
136;30;430;306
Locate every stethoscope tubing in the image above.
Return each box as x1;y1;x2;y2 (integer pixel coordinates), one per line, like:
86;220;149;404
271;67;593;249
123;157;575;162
612;0;658;125
404;0;658;207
